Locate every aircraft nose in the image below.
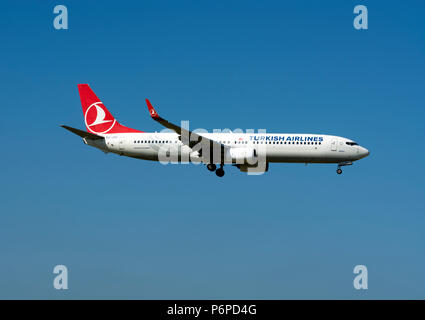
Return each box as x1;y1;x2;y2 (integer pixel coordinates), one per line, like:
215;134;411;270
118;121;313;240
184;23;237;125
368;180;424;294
359;146;370;158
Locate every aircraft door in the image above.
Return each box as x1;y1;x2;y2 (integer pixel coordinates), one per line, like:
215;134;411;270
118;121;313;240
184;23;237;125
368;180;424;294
118;138;126;151
331;140;337;151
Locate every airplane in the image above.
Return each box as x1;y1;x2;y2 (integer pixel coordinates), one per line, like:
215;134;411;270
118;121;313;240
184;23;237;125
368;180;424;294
61;84;370;177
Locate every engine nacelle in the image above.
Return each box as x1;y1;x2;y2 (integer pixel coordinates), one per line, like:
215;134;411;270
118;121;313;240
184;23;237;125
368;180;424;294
228;147;257;164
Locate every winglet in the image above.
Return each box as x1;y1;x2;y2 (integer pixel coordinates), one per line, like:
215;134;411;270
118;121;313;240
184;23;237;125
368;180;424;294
146;99;160;119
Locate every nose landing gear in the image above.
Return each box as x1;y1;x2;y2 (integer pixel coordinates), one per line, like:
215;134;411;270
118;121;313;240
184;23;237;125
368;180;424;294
336;161;353;175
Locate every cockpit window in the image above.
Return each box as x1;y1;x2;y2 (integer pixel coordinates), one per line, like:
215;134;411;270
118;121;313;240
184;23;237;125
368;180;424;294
346;141;358;146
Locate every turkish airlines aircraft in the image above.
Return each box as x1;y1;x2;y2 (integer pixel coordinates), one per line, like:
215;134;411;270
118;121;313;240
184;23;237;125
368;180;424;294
62;84;369;177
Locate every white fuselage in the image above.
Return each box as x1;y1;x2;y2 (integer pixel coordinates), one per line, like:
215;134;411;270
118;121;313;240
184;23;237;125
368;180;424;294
86;132;369;164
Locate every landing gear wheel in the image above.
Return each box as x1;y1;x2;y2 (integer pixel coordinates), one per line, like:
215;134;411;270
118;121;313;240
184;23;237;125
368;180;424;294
336;168;342;175
215;168;225;177
207;164;217;172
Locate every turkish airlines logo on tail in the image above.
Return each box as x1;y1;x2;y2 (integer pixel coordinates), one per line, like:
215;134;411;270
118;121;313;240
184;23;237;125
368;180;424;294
84;102;116;134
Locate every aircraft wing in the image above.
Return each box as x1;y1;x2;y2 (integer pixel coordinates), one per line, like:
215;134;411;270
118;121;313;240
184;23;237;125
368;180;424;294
61;125;104;140
145;99;228;161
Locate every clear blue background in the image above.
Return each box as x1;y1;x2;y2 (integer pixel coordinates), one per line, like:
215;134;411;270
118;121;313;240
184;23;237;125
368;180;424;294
0;0;424;299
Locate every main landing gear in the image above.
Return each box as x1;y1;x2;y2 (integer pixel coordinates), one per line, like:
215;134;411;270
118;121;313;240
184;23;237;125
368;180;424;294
207;164;216;172
336;161;353;175
207;163;225;177
215;166;225;177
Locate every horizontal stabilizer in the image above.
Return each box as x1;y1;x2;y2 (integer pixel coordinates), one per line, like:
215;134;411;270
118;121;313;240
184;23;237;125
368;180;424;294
61;125;104;140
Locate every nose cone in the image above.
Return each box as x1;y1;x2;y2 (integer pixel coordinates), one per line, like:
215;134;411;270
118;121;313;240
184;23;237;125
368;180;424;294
359;146;370;159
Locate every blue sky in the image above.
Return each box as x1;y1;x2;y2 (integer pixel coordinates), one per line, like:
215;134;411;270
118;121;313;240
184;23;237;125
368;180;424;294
0;0;424;299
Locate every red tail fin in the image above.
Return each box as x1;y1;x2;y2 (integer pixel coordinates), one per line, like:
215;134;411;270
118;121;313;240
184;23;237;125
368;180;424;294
78;84;142;134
